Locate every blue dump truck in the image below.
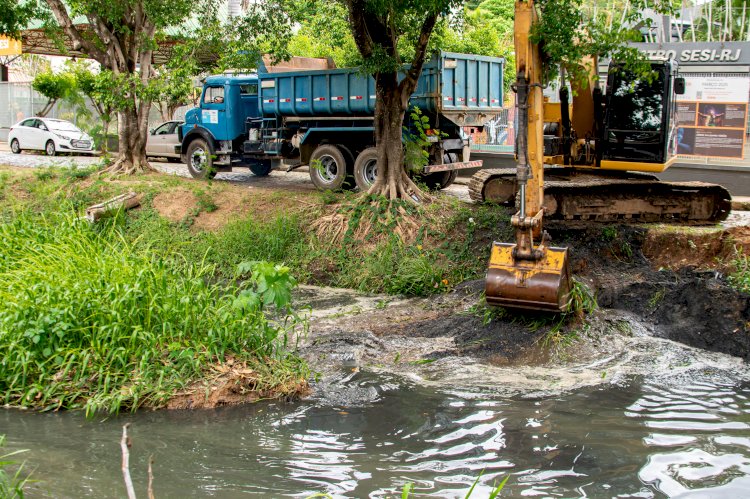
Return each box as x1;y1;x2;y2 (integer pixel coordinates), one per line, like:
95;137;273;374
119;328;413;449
179;52;504;190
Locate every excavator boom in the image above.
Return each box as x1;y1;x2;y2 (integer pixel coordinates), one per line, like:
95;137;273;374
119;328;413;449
484;0;572;313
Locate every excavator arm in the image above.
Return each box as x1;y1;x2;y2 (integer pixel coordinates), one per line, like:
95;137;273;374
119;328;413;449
485;0;572;312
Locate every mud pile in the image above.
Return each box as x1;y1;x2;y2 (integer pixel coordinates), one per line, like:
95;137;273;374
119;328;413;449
297;223;750;397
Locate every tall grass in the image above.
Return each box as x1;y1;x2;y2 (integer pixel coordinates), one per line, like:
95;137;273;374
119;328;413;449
0;210;306;415
0;435;31;499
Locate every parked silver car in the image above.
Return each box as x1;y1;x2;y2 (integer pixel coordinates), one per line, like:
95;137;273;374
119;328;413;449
146;121;183;162
8;117;96;156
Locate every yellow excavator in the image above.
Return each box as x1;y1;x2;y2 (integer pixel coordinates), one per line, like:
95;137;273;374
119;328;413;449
481;0;732;312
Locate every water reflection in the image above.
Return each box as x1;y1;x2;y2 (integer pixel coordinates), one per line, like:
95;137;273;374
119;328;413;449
1;371;749;497
633;381;750;497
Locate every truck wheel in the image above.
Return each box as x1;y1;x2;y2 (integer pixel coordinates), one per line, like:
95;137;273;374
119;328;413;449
309;144;350;190
418;152;458;190
186;138;216;180
249;159;272;176
353;147;378;191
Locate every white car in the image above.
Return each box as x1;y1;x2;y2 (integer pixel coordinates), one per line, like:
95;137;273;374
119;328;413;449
8;117;96;156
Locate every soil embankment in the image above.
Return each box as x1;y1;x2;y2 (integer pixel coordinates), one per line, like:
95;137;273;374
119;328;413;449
299;222;750;398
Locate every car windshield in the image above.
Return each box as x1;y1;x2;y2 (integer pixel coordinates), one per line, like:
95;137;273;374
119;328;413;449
47;121;81;132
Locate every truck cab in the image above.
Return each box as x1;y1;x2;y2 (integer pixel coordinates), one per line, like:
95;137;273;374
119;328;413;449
181;75;262;178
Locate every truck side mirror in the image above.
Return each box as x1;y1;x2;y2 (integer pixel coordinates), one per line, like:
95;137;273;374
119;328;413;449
674;77;686;95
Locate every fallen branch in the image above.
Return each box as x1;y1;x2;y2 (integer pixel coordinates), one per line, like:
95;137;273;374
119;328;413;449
85;192;140;223
121;423;136;499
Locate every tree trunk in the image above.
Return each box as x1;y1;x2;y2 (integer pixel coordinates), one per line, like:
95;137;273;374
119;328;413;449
101;116;111;153
366;72;425;203
38;98;56;117
105;106;153;174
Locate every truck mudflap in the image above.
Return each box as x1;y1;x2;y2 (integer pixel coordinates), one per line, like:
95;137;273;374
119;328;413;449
423;159;482;174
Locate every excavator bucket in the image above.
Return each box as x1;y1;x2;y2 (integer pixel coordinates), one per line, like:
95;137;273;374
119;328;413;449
485;242;572;312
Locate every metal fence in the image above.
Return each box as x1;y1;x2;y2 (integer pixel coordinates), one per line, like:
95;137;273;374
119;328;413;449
0;82;172;142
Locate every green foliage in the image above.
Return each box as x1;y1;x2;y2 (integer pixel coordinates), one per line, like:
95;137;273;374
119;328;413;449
31;70;77;116
0;435;32;499
0;210;306;415
728;249;750;294
532;0;674;86
568;279;598;316
0;0;43;38
404;106;443;173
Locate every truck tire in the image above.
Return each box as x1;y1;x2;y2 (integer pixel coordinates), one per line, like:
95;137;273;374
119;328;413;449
309;144;351;190
186;138;216;180
353;147;378;191
249;159;272;176
418;152;458;190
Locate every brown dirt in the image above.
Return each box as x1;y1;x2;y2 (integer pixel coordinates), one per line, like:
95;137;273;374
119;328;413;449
152;189;198;223
642;226;750;271
166;358;309;410
152;182;316;231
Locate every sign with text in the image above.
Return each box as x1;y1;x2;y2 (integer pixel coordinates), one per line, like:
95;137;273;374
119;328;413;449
675;76;749;159
0;36;22;57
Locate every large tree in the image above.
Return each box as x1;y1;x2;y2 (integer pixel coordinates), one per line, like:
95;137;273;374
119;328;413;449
40;0;199;174
342;0;462;203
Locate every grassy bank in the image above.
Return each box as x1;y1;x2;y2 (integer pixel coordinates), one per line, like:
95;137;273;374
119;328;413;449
0;165;514;413
0;202;307;415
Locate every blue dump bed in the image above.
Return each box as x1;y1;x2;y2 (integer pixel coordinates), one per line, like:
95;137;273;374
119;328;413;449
258;52;504;126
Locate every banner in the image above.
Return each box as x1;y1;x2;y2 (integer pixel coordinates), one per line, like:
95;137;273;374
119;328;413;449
0;36;22;57
676;77;749;159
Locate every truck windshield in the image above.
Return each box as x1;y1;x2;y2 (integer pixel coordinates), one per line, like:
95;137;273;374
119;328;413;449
204;86;225;104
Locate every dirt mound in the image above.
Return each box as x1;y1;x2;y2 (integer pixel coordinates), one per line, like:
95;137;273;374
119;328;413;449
642;226;750;271
550;224;750;360
152;189;197;222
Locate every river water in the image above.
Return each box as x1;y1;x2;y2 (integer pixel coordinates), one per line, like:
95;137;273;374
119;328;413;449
2;368;750;498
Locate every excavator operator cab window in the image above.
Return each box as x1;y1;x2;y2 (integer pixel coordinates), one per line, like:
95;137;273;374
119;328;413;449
603;67;669;163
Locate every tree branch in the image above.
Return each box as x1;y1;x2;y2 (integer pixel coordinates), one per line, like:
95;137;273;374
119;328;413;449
346;0;374;58
45;0;108;64
400;11;439;96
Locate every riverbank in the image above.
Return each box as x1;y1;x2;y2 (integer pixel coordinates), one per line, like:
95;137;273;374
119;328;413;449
0;163;748;414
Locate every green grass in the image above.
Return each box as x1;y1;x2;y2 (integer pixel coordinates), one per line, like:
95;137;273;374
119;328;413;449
0;209;307;415
728;250;750;294
0;435;32;499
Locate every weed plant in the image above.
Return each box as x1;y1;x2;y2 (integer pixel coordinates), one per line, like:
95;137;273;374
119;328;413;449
0;210;306;415
0;435;32;499
728;249;750;294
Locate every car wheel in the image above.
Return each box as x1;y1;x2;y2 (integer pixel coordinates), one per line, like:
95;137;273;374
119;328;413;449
45;140;56;156
10;139;21;154
186;139;216;179
353;147;379;191
309;144;351;191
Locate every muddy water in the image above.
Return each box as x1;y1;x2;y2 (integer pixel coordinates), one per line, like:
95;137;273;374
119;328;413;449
3;369;750;498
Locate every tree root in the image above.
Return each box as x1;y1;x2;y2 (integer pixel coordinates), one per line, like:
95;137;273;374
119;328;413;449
312;195;423;246
101;156;157;176
367;170;433;205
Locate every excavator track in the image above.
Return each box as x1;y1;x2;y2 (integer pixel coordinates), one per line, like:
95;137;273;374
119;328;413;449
468;167;732;223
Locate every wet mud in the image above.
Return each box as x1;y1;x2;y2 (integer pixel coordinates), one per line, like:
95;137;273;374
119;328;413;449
297;222;750;400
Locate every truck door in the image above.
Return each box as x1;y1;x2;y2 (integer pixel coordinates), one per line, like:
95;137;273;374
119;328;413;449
200;85;228;140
